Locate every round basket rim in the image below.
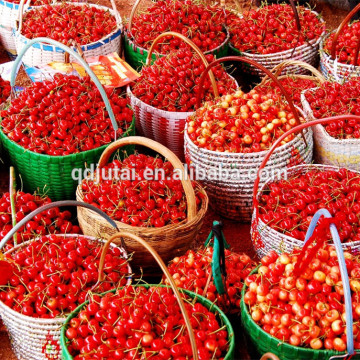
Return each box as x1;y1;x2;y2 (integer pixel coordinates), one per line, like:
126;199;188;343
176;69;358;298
15;2;122;49
124;26;230;57
0;116;135;160
229;9;325;58
0;233;132;325
240;267;357;358
60;285;235;360
254;163;360;249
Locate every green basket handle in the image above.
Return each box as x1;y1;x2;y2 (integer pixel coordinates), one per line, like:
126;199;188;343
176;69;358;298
204;220;229;295
10;37;119;134
0;200;119;249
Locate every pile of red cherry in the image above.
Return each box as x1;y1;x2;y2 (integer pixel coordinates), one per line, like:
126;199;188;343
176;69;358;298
304;78;360;139
256;76;318;107
186;88;301;152
65;286;230;360
132;51;236;112
81;153;204;227
0;234;130;318
258;168;360;243
21;3;117;44
0;77;11;105
165;247;256;311
244;245;360;351
324;21;360;65
226;4;324;54
0;74;133;155
0;191;80;248
4;0;49;4
129;0;227;53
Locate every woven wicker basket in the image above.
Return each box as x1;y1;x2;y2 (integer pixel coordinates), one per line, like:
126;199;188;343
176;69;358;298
76;136;209;274
320;4;360;82
124;0;230;71
14;0;122;67
129;31;228;161
301;89;360;172
251;115;360;259
0;38;135;201
229;5;325;76
60;231;235;360
184;56;313;222
0;201;131;360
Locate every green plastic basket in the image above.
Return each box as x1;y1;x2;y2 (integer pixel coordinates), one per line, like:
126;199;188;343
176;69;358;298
0;37;135;201
240;269;360;360
61;285;235;360
124;30;230;72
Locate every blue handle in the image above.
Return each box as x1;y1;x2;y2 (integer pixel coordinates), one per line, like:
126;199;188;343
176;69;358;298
10;37;119;134
0;201;119;249
305;209;354;358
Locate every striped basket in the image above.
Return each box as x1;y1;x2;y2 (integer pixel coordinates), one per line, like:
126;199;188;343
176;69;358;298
184;56;314;222
14;0;122;67
229;9;325;76
0;201;131;360
301;89;360;172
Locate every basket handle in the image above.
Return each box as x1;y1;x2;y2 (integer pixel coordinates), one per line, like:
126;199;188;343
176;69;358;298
259;60;326;86
331;3;360;65
252;114;360;210
10;37;119;133
97;231;199;360
97;136;197;221
0;200;119;249
295;209;354;358
196;56;301;127
64;40;84;64
145;31;219;98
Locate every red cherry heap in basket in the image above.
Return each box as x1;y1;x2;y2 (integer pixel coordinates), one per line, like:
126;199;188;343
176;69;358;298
305;79;360;139
21;3;117;44
0;191;80;248
4;0;50;4
324;21;360;65
186;88;301;153
81;153;204;227
165;247;256;310
0;234;129;318
226;4;324;54
132;51;236;112
0;74;133;155
256;76;318;107
65;286;229;360
0;77;11;105
259;168;360;243
244;246;360;351
130;0;226;53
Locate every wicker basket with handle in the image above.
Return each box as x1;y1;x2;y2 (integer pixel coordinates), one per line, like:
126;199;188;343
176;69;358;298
184;56;313;222
14;0;122;67
251;115;360;259
124;0;230;71
76;136;208;274
0;201;132;360
128;31;224;160
320;3;360;82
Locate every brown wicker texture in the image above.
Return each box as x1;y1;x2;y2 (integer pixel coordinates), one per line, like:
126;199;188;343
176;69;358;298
76;136;209;274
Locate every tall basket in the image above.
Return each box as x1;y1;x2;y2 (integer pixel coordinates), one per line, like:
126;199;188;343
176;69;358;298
0;38;135;201
320;3;360;82
185;56;313;222
0;201;132;360
76;136;208;274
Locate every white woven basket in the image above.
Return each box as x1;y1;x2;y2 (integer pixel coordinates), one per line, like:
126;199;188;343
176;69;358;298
320;32;360;82
301;88;360;171
0;234;131;360
251;164;360;259
184;124;313;222
14;1;122;67
230;10;325;76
